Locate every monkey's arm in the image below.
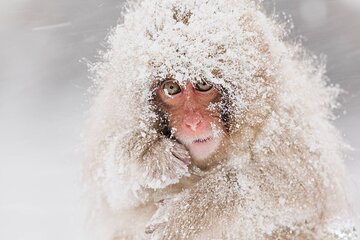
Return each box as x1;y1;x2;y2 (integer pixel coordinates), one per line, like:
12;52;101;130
144;164;358;240
136;137;191;189
145;167;247;240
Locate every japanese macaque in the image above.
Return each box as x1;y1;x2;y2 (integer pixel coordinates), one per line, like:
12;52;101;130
82;0;357;239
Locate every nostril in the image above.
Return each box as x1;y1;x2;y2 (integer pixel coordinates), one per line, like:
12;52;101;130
185;119;201;131
184;113;202;131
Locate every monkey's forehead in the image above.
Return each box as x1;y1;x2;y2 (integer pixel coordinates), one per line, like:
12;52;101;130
100;0;282;88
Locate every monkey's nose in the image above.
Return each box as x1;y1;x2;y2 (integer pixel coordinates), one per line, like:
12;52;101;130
184;113;202;132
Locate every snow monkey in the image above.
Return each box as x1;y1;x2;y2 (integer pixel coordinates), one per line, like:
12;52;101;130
83;0;358;239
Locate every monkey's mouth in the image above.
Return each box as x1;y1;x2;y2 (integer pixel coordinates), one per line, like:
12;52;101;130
192;137;212;144
183;134;222;161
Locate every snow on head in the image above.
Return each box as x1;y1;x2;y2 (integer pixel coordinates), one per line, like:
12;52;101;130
90;0;282;139
82;0;357;239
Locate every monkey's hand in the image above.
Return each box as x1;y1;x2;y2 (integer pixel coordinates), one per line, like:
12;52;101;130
138;137;191;189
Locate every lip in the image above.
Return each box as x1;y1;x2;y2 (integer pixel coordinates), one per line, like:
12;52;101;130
192;136;212;144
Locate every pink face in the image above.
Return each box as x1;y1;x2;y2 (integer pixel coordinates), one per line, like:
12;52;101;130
156;79;224;163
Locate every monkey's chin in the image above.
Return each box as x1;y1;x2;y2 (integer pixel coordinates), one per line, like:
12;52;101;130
183;135;222;162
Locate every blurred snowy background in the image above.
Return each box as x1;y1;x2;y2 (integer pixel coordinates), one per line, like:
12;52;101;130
0;0;359;239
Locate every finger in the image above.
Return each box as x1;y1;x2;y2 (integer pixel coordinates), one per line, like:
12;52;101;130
172;144;191;165
172;151;191;165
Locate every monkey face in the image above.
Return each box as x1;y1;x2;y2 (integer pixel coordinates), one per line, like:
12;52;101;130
156;80;224;163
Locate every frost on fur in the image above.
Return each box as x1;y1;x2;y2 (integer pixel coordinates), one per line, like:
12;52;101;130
82;0;357;239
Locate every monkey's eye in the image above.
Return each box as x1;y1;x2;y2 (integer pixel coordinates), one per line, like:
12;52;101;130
195;79;213;92
161;80;181;95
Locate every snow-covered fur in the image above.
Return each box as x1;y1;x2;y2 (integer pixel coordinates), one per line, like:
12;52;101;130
83;0;357;239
